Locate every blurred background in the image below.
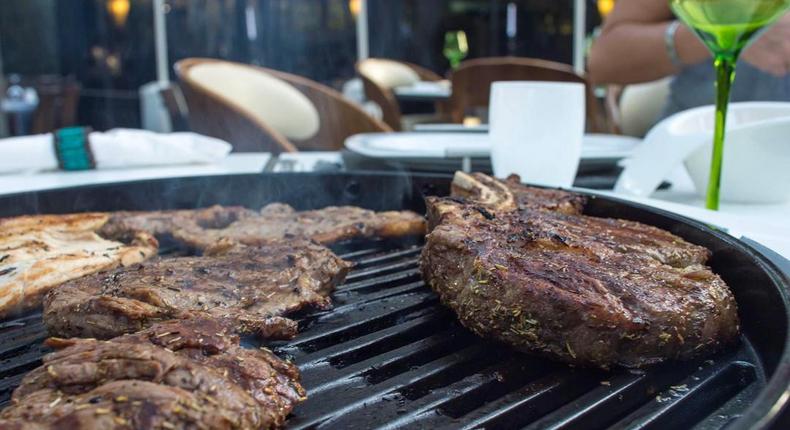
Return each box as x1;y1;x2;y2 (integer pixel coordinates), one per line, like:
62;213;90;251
0;0;602;133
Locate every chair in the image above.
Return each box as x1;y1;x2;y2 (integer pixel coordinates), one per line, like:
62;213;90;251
176;58;390;153
158;83;190;132
356;58;448;131
448;57;607;133
29;76;81;134
605;78;672;137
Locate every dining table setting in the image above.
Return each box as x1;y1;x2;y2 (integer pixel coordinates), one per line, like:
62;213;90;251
1;48;790;430
0;60;788;261
392;79;451;102
0;121;787;261
3;0;790;427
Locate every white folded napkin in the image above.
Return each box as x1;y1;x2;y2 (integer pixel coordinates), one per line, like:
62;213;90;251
0;128;232;174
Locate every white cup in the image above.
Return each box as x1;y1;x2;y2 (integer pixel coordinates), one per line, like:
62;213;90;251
489;81;585;187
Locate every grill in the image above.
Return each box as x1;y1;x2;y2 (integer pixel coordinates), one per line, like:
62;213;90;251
0;172;787;429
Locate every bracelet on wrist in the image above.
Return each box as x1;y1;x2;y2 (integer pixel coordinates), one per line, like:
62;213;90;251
665;20;684;69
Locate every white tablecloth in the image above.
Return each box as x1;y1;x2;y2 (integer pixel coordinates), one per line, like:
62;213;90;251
590;166;790;259
0;151;786;259
0;153;270;195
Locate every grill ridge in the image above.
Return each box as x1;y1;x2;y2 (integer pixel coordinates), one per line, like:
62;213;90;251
0;238;770;429
279;239;766;430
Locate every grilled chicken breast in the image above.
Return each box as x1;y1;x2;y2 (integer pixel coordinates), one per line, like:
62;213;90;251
0;227;157;319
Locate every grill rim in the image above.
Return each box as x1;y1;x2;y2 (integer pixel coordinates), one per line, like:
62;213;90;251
0;170;786;429
579;189;790;430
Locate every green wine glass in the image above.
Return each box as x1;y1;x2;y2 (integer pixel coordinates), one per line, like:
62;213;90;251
670;0;790;210
443;30;469;70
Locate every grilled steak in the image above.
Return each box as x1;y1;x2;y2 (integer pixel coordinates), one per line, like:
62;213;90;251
0;317;304;429
450;172;587;215
100;203;426;250
421;172;739;368
98;205;256;242
44;239;351;339
172;204;426;250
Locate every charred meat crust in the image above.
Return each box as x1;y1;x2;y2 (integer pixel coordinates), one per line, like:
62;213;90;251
43;239;351;340
1;317;305;429
98;203;426;250
97;205;256;242
172;204;427;250
421;172;739;369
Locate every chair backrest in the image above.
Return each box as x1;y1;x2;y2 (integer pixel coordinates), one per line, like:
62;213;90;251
356;58;444;131
159;83;190;132
30;76;81;134
448;57;606;132
176;58;390;153
606;78;671;137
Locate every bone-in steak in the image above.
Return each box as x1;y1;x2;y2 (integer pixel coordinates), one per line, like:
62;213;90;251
0;317;304;429
421;172;739;368
44;239;351;339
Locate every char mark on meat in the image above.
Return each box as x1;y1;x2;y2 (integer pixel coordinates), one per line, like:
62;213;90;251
99;204;426;250
98;205;255;242
0;317;304;429
450;172;587;215
421;172;739;368
44;239;351;340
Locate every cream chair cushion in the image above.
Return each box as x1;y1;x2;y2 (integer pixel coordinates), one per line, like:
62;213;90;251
358;59;421;89
619;77;671;137
188;62;320;140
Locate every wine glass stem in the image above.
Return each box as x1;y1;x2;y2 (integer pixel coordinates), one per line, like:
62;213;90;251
706;55;736;211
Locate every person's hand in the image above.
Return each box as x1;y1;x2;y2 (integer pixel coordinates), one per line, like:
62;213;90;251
740;13;790;77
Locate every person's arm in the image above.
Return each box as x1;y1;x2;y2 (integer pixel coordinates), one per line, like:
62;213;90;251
587;0;709;85
740;13;790;77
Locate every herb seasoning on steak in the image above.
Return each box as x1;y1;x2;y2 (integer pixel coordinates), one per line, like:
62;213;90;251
43;239;350;339
421;172;739;368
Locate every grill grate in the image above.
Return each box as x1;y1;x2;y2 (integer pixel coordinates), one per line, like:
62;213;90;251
0;238;766;429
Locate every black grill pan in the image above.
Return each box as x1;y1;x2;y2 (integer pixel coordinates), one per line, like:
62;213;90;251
0;172;787;429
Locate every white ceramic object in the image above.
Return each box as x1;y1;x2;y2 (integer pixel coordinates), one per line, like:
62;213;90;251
615;102;790;203
489;81;585;187
344;132;639;160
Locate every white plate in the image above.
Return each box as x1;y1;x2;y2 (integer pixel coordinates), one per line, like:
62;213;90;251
345;132;641;160
393;81;452;98
412;124;488;133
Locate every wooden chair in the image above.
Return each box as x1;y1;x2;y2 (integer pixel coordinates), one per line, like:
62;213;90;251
356;58;448;131
29;76;81;134
448;57;607;133
176;58;390;153
159;83;190;132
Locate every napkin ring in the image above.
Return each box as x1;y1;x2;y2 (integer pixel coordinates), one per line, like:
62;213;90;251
53;127;95;171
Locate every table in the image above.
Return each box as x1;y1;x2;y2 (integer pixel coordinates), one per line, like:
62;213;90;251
272;152;344;172
591;165;790;259
0;153;271;195
393;81;451;102
0;151;786;259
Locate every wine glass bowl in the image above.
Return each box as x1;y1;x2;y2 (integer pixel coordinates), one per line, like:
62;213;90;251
669;0;790;209
672;0;789;56
443;30;469;70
